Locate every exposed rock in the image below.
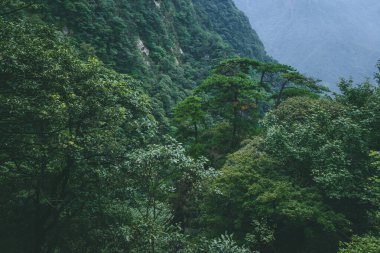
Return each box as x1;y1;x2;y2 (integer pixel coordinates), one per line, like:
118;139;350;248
137;38;150;56
154;0;161;8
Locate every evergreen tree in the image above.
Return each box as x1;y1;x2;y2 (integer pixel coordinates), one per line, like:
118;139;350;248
0;20;155;252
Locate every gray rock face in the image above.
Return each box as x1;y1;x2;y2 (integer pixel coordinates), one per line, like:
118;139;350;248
233;0;380;88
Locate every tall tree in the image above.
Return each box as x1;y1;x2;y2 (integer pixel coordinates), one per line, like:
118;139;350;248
0;20;155;252
195;73;260;148
173;96;206;143
124;143;210;252
275;71;328;105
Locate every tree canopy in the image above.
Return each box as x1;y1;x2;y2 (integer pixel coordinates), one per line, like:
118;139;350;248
1;3;380;253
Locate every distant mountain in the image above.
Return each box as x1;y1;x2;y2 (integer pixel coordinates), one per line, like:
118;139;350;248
233;0;380;88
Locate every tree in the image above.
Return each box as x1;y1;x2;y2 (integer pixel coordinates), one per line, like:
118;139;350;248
124;143;210;253
366;90;380;150
213;58;328;106
214;58;291;91
338;235;380;253
173;58;329;164
199;74;259;147
369;151;380;216
195;71;261;149
335;79;376;108
275;71;328;105
256;62;293;89
201;94;380;253
334;78;380;151
201;138;350;253
0;20;155;253
0;0;36;17
205;234;255;253
173;96;206;143
263;97;380;231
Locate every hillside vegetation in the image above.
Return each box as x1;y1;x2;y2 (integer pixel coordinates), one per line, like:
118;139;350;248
0;1;379;253
34;0;270;126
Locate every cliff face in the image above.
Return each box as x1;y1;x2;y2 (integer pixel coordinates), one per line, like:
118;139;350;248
234;0;380;88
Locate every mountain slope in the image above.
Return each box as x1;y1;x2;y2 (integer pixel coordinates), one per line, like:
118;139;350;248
25;0;268;120
193;0;268;61
233;0;380;88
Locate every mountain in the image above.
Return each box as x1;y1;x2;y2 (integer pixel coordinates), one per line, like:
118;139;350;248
233;0;380;88
26;0;268;121
192;0;267;60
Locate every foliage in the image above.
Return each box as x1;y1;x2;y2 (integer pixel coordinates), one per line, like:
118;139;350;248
0;0;38;17
2;1;380;253
181;234;256;253
263;97;380;231
274;71;328;105
206;234;255;253
122;143;211;253
196;73;260;147
174;58;328;165
338;235;380;253
200;75;380;252
192;0;269;61
173;96;207;145
335;79;380;149
336;79;376;107
202;138;350;253
0;19;155;253
9;0;269;125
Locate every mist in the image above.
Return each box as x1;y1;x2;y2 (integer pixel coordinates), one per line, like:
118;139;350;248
233;0;380;89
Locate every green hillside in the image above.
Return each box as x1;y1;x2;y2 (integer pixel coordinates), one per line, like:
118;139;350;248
18;0;266;124
1;1;380;253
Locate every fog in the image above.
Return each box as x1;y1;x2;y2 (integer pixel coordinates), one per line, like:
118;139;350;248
233;0;380;89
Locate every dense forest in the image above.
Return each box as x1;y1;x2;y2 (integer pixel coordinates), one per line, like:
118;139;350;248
0;1;379;253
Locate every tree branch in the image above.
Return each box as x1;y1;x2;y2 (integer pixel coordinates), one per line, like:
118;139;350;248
0;3;34;16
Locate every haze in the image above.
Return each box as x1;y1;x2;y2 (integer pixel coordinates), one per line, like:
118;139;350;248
234;0;380;88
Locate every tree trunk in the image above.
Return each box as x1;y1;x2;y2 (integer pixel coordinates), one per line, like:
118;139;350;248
194;122;198;142
231;92;239;148
260;71;266;85
276;81;288;106
34;122;48;253
33;187;43;253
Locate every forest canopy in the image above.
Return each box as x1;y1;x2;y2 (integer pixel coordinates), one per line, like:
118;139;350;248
1;1;380;253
